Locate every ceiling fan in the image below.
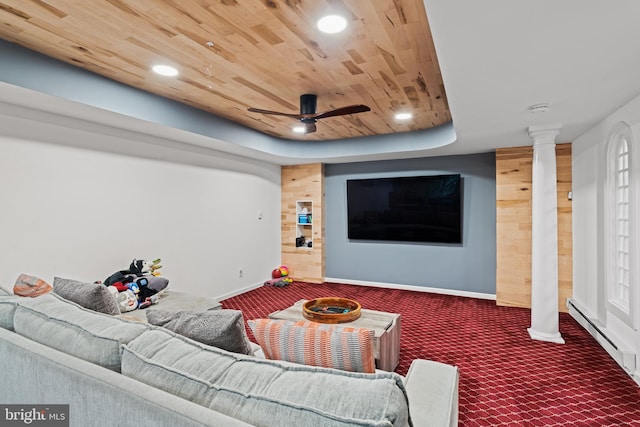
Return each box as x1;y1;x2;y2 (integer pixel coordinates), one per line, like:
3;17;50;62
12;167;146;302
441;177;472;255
247;94;371;134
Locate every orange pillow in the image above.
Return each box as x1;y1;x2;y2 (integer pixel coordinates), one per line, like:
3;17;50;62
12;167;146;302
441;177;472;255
13;274;52;297
248;318;375;373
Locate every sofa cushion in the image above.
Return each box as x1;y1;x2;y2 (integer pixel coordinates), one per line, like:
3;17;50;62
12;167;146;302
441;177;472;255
122;329;411;427
53;276;120;315
152;290;221;312
247;318;375;373
0;294;21;331
13;293;147;371
146;309;252;355
13;274;53;297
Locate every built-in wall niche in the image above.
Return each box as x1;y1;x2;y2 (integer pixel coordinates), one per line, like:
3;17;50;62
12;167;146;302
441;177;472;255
296;200;313;248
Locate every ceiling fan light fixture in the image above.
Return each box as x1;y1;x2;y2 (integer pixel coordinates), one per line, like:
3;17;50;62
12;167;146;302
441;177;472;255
152;64;178;77
317;15;347;34
395;112;413;120
293;126;306;134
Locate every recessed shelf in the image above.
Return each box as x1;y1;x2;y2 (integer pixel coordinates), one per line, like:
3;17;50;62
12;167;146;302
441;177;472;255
296;200;313;248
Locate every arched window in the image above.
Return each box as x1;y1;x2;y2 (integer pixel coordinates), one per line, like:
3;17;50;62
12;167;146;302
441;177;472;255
606;122;635;327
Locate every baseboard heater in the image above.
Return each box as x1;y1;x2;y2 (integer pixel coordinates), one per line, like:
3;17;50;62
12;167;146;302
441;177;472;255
567;299;636;376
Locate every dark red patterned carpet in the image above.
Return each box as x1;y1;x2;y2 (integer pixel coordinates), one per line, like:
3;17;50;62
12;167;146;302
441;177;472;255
221;281;640;426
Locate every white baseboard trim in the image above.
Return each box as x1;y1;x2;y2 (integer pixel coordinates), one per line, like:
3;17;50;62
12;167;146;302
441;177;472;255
215;278;496;305
567;298;637;381
324;277;496;301
214;281;264;303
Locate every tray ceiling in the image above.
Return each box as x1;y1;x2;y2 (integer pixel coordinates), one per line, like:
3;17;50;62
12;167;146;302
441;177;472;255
0;0;450;141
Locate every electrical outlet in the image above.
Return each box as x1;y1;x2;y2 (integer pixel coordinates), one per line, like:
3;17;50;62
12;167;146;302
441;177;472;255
238;269;243;278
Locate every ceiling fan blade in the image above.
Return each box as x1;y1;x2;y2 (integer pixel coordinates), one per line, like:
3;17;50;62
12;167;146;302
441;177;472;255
247;107;303;119
304;123;317;134
248;98;370;136
314;105;371;120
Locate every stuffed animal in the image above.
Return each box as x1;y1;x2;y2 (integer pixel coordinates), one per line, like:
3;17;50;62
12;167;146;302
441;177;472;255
103;258;169;309
107;286;138;312
129;258;163;277
263;277;293;288
126;281;140;297
150;259;163;277
139;276;169;300
138;294;159;309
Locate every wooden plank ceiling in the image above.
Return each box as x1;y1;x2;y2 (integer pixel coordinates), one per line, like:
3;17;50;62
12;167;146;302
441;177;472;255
0;0;450;141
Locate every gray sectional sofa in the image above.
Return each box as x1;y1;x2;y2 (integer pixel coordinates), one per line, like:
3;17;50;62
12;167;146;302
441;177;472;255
0;290;459;427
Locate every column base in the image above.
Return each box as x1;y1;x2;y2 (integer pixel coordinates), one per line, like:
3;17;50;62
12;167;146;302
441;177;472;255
527;327;565;344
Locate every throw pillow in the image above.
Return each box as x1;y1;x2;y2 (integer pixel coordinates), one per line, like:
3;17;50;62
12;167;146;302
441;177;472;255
13;274;52;297
146;309;252;355
53;277;120;315
247;318;375;373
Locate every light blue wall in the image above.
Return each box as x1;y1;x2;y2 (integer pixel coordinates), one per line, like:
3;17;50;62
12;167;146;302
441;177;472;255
325;153;496;294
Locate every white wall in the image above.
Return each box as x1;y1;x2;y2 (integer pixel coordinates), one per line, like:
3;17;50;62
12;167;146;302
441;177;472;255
0;112;281;301
573;92;640;382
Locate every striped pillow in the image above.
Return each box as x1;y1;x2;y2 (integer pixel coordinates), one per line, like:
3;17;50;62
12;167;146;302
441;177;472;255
247;318;375;373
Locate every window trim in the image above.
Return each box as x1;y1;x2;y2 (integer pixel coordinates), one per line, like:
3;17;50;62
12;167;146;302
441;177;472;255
605;121;636;329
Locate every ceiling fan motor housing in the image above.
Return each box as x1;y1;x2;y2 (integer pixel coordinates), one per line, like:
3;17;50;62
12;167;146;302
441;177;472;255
300;94;317;115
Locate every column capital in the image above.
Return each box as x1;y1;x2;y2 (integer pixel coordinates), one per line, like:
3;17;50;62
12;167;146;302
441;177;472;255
528;124;561;147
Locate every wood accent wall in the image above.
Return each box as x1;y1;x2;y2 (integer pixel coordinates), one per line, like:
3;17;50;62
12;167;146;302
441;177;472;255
281;164;325;283
496;144;573;313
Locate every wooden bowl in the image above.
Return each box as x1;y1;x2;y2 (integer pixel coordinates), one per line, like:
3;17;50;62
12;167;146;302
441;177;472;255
302;297;361;324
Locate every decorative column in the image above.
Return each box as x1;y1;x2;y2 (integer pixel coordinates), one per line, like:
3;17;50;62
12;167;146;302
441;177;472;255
527;125;565;344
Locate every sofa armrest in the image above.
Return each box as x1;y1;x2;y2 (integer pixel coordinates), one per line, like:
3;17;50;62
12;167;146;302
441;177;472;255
403;359;459;427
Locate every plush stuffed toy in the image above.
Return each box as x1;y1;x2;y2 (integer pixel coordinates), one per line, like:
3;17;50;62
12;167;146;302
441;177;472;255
103;258;169;309
137;276;169;301
104;258;163;287
149;260;163;277
107;286;138;312
263;277;292;288
129;258;163;277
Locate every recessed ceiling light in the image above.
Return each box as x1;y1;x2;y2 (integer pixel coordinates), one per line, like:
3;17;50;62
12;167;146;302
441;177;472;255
395;112;412;120
317;15;347;34
152;64;178;77
293;126;306;134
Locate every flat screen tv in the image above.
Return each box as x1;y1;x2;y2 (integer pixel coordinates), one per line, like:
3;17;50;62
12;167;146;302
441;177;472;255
347;174;462;244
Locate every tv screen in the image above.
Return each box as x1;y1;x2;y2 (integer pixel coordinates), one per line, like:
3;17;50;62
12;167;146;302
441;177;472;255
347;174;462;244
